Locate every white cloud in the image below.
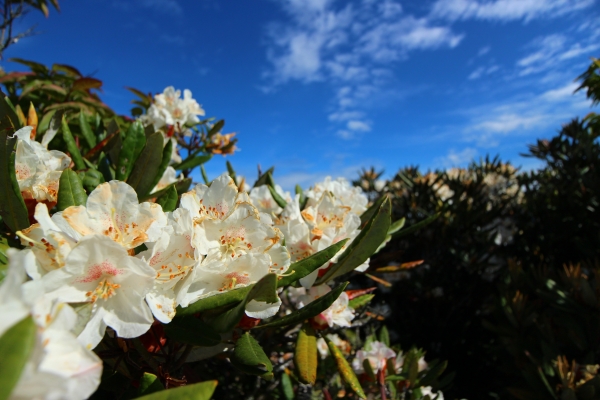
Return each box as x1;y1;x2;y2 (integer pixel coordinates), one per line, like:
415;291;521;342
437;148;478;167
478;46;490;56
468;65;499;80
347;120;371;132
430;0;593;22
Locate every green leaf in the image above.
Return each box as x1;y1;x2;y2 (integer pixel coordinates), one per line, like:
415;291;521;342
127;132;164;197
317;198;391;284
226;160;236;182
0;131;29;233
253;167;274;188
231;332;273;379
281;373;294;400
116;121;146;181
57;169;88;210
295;184;306;209
207;119;224;137
174;153;212;171
134;380;218;400
163;316;221;347
201;164;209;184
61;115;85;170
362;358;377;381
255;282;349;329
348;294;374;310
98;153;113;182
388;217;406;235
148;139;173;191
82;169;105;193
295;323;318;384
210;273;278;333
137;372;164;397
268;184;287;208
360;195;387;227
176;286;251;317
0;316;37;400
418;360;447;387
379;326;390;347
156;186;178;212
325;336;366;399
175;178;192;194
277;239;349;287
78;111;96;148
391;213;440;239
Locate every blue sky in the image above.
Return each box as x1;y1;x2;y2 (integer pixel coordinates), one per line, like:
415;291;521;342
3;0;599;190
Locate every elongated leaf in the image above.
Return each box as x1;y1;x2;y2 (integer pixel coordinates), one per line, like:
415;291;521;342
156;186;178;212
83;126;119;161
268;184;287;208
388;217;406;235
78;111;96;148
61;116;85;170
82;168;105;193
231;332;273;379
176;286;251;317
326;336;366;399
72;77;102;92
116;121;146;181
295;323;318;384
98;153;113;182
210;273;278;333
148;139;173;191
37;109;57;137
277;239;348;287
57;169;88;210
348;294;375;309
135;380;218;400
207;119;224;137
379;326;390;347
391;213;440;239
137;373;164;397
175;178;192;194
255;282;348;329
226;160;236;182
163;316;221;347
318;198;391;284
174;153;211;171
281;373;294;400
128;132;164;197
253;167;274;188
360;195;387;227
201;164;209;184
0;133;29;233
0;316;36;400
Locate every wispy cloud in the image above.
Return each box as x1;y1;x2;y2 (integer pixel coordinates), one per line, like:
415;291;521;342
263;0;463;139
436;147;478;168
430;0;593;22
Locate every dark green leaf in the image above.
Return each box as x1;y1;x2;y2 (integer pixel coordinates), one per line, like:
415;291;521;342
78;111;96;148
128;132;164;197
117;121;146;181
0;316;36;400
326;336;366;399
379;326;390;346
418;360;447;387
98;153;113;182
174;178;192;194
226;160;236;182
363;359;377;381
137;373;164;397
281;373;294;400
295;323;317;384
176;286;251;317
231;332;273;379
134;380;218;400
255;282;348;329
210;273;278;333
388;217;406;235
360;195;387;227
391;213;440;239
0;131;29;233
156;186;178;212
173;154;212;171
201;164;209;184
317;198;391;284
268;185;287;208
148;139;173;191
207;119;224;137
82;169;105;193
61;115;85;170
277;239;348;287
253;167;274;188
57;169;88;210
163;317;221;347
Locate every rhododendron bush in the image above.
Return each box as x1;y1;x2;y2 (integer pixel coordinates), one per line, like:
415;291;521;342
0;60;448;400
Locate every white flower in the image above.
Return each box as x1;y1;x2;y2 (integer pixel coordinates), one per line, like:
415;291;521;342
40;235;156;349
249;184;291;215
352;341;396;374
0;254;102;400
420;386;444;400
304;177;368;216
54;181;167;250
180;173;290;318
143;86;205;133
289;285;355;328
13;126;70;204
151;166;183;194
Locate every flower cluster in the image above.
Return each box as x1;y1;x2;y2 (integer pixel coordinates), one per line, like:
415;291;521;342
142;86;205;134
